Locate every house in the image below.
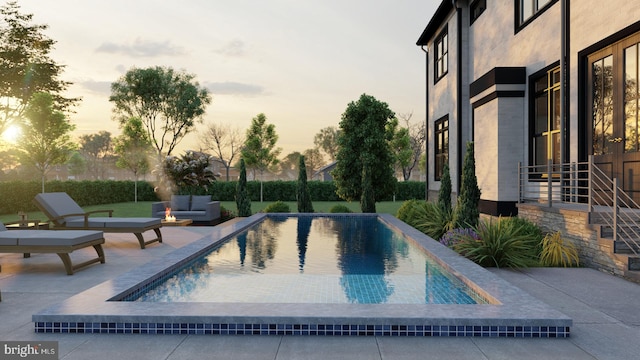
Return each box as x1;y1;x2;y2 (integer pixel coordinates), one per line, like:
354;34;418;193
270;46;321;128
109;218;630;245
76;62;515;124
417;0;640;216
416;0;640;280
313;161;337;181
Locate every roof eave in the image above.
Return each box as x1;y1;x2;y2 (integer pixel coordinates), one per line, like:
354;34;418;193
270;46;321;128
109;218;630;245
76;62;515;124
416;0;454;46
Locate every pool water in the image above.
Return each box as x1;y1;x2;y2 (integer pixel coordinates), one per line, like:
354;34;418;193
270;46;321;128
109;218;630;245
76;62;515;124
132;216;487;304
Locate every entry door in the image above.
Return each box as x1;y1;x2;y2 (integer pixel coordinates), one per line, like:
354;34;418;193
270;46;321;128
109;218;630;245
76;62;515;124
590;33;640;204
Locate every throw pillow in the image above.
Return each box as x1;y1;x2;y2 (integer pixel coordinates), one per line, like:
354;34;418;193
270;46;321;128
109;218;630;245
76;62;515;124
191;195;212;211
170;195;190;211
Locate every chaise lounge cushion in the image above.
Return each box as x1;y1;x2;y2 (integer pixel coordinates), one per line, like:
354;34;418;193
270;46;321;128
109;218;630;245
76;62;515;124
14;230;104;246
0;233;18;246
33;192;86;225
65;217;161;229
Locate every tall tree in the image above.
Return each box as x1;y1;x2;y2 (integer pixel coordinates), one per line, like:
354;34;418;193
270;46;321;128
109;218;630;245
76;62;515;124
0;1;77;136
241;113;281;201
114;117;153;202
79;130;113;179
313;126;340;162
297;155;314;213
14;92;76;192
66;151;87;179
332;94;397;212
199;121;242;181
109;66;211;160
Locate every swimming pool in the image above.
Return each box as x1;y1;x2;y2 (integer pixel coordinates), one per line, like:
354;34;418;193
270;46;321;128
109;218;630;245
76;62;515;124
33;213;572;337
129;216;487;305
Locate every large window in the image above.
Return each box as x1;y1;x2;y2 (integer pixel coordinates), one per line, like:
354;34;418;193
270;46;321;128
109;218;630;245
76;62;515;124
516;0;557;30
434;27;448;83
530;66;561;172
434;116;449;181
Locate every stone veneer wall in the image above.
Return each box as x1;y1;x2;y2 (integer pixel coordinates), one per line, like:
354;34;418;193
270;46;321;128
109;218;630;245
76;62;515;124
516;203;628;278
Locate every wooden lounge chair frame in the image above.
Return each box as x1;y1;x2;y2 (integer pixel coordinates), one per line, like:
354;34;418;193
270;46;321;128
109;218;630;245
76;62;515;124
0;221;105;275
34;192;163;249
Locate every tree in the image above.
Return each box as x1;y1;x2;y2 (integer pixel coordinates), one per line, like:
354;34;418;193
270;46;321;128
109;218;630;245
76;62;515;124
279;151;301;180
332;94;397;212
297;155;314;213
236;158;251;216
398;112;425;181
438;163;452;215
313;126;341;162
302;148;323;179
0;1;77;136
67;151;87;179
241;113;281;201
114;117;153;202
14;92;76;192
199;121;242;181
454;142;481;229
109;66;211;160
387;117;412;181
79;130;113;179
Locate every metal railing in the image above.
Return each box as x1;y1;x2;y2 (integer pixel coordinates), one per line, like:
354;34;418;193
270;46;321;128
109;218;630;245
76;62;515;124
518;155;640;256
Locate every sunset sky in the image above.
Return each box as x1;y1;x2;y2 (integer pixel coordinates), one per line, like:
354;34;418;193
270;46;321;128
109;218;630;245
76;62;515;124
16;0;437;158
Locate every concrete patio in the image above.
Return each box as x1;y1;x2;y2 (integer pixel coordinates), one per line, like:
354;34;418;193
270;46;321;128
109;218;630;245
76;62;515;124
1;224;639;359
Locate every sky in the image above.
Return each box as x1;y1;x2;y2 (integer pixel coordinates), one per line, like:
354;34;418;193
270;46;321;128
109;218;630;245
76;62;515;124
15;0;437;158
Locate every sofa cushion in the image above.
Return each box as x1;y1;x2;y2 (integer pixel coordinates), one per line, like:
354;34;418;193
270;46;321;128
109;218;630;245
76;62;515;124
16;230;103;246
171;195;190;211
191;195;211;211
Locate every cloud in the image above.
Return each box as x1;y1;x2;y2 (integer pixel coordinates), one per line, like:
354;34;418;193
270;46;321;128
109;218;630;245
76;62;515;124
96;38;185;57
214;39;246;57
206;81;266;97
78;80;112;95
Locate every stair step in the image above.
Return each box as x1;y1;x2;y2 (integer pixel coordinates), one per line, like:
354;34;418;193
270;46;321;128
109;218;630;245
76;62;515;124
628;257;640;271
614;241;640;254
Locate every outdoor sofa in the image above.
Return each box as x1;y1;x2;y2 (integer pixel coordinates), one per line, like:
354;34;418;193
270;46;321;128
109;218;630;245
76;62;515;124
34;192;163;249
0;221;105;275
151;195;221;225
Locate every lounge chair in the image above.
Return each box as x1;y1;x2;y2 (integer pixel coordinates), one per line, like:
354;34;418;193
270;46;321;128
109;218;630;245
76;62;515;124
34;192;163;249
0;221;105;275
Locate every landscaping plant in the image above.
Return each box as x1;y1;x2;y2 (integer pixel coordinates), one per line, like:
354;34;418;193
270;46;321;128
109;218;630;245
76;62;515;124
454;142;481;229
453;217;539;268
263;200;290;213
540;231;580;267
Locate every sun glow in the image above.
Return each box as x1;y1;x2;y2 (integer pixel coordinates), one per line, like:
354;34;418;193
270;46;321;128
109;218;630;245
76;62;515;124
1;125;21;143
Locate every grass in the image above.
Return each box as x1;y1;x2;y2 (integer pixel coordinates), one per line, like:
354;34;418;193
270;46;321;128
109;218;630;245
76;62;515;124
0;200;406;223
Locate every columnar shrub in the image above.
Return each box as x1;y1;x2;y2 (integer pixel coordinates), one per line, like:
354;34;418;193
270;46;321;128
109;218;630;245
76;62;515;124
297;155;314;213
438;163;452;215
236;158;252;217
454;142;481;229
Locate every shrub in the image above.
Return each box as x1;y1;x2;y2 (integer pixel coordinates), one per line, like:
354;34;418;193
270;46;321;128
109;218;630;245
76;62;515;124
236;159;252;217
411;201;454;240
329;204;353;213
540;231;580;267
396;199;420;224
219;205;235;222
453;217;540;268
438;163;452;214
263;201;290;213
297;155;314;213
454;142;481;229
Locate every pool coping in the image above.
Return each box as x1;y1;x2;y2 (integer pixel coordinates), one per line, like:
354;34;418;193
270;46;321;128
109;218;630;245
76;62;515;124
33;213;572;337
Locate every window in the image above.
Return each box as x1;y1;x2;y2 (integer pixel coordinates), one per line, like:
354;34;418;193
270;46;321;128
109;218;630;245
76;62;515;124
434;27;448;82
516;0;557;30
530;66;561;174
471;0;486;24
434;116;449;181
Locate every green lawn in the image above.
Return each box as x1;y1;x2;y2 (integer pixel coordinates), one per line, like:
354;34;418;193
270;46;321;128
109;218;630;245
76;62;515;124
0;200;406;224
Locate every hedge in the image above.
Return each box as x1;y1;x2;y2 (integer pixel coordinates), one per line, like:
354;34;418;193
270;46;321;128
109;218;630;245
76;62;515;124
0;180;425;215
